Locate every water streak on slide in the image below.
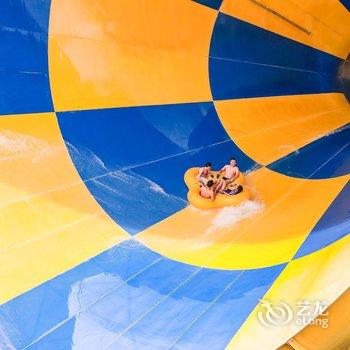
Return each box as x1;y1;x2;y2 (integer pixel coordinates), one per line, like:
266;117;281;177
0;1;349;349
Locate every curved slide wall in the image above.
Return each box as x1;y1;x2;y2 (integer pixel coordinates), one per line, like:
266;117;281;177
0;1;349;349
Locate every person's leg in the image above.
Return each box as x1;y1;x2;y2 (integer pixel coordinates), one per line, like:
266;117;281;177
220;180;229;193
223;177;236;192
210;189;216;202
213;180;220;192
214;179;223;194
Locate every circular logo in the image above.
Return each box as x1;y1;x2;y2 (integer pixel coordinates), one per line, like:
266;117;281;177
257;299;293;327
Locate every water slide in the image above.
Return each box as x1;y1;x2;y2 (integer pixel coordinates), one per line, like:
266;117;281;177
0;1;350;349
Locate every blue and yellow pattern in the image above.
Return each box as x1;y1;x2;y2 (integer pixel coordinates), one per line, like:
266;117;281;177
0;0;349;349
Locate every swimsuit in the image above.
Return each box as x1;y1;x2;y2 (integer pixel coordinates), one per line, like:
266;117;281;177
198;176;209;186
223;176;234;182
224;185;243;195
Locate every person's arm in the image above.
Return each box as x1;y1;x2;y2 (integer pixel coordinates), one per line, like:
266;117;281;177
234;167;239;179
218;165;226;174
196;167;203;180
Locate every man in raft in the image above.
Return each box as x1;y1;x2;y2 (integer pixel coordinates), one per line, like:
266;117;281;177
215;158;240;194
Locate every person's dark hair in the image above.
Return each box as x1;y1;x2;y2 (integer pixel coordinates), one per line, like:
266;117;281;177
230;158;236;162
207;180;214;188
204;162;212;167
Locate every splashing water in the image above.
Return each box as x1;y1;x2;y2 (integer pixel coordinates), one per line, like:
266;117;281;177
205;199;265;235
0;130;62;163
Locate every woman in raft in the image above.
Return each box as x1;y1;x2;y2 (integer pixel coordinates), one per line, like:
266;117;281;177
199;179;216;202
196;162;212;185
196;162;217;201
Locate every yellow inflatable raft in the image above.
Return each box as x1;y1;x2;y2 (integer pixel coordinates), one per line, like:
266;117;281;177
184;167;251;209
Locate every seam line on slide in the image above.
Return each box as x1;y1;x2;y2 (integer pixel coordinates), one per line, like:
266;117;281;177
22;256;165;349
